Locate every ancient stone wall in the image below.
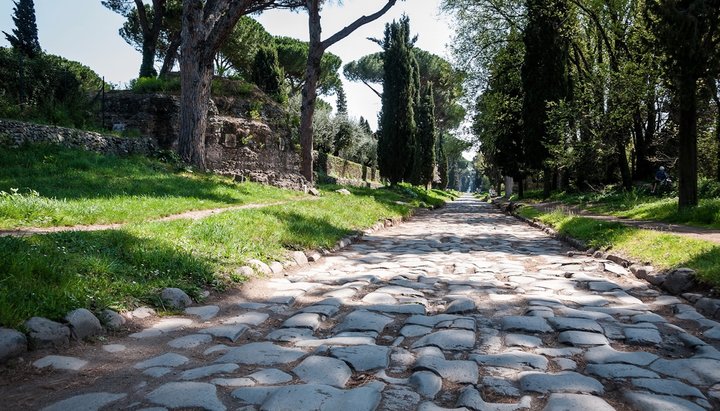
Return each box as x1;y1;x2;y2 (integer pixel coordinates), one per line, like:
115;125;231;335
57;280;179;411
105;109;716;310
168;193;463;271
102;91;307;190
0;119;157;156
316;153;381;186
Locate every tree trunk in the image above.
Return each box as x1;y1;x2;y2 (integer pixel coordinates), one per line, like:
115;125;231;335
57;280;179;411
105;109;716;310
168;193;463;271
140;41;158;78
678;76;698;208
299;1;323;183
543;166;552;198
518;175;525;199
616;136;632;190
159;31;181;77
711;81;720;182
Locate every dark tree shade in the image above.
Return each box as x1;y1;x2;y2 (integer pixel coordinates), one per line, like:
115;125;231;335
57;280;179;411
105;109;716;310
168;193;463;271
3;0;41;58
521;0;571;196
251;46;285;101
378;16;418;185
412;83;437;187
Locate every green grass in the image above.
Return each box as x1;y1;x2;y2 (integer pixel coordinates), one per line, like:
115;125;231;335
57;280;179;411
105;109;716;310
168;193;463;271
515;186;720;229
0;178;454;327
517;205;720;287
0;144;305;228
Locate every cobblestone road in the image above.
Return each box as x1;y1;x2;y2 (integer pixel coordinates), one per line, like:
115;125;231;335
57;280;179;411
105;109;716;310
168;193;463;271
6;196;720;410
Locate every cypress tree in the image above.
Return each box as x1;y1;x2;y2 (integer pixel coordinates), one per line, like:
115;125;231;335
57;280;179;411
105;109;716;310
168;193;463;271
251;46;285;101
521;0;571;197
3;0;41;58
378;16;418;185
336;86;348;115
411;83;437;187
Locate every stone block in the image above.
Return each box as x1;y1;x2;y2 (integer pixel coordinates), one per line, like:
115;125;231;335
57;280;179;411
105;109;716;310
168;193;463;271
0;328;27;362
65;308;103;340
24;317;70;349
161;288;193;309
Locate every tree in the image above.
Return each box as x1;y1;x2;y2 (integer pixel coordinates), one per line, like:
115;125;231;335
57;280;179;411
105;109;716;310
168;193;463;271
217;16;273;78
275;36;342;96
298;0;401;183
378;16;418;185
647;0;720;208
251;45;285;101
3;0;40;58
412;83;437;188
521;0;571;197
178;0;303;169
344;53;384;97
103;0;176;78
335;85;347;115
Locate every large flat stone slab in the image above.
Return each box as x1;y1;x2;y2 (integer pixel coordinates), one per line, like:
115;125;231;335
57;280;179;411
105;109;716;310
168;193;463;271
501;316;552;333
519;371;604;394
180;363;239;380
40;392;127;411
293;355;352;387
335;310;393;333
330;345;390;371
457;387;532;411
623;391;705;411
215;342;305;365
470;352;548;371
584;345;658;366
649;358;720;386
33;355;88;371
134;353;189;369
146;382;226;411
631;378;705;399
411;329;476;350
542;393;615;411
558;331;608;347
548;317;603;333
586;363;659;379
260;382;385;411
414;355;478;384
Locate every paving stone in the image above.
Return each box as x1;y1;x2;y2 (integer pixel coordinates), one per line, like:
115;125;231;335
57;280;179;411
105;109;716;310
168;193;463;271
631;378;705;399
584;345;658;366
283;313;322;330
40;392;127;411
414;355;478;383
362;292;398;304
401;324;433;337
623;391;705;411
335;310;393;333
650;358;720;385
33;355;88;371
548;317;603;333
481;376;521;398
632;313;666;323
301;304;340;317
168;333;213;349
65;308;103;340
180;363;239;380
330;345;390;371
518;371;604;394
457;387;532;411
231;386;277;405
558;331;608;347
199;324;248;342
222;312;269;326
411;329;476;350
295;336;376;347
542;393;615;411
293;355;352;387
410;371;443;398
130;318;194;339
471;352;548;370
146;382;225;411
535;347;583;357
382;385;421;410
505;334;542;348
259;382;385;411
248;368;293;384
267;327;315;342
24;317;70;349
0;328;27;362
365;304;427;315
212;377;255;387
99;309;126;330
553;358;577;371
445;298;476;314
134;353;189;369
184;305;220;321
143;367;173;378
215;342;306;365
586;363;659;379
417;402;470;411
501;316;552;333
624;327;662;345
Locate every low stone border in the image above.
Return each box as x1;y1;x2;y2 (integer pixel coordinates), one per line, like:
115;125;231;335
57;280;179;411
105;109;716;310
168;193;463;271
0;206;415;364
491;198;720;322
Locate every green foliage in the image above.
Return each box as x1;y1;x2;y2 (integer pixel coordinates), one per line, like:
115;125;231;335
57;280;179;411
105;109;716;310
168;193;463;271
378;16;418;185
129;76;180;93
411;84;437;187
251;46;287;103
217;16;273;78
0;48;104;128
3;0;40;58
274;36;343;96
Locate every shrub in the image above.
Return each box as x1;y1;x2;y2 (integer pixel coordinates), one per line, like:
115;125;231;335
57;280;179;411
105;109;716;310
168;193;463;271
129;76;180;94
699;178;720;199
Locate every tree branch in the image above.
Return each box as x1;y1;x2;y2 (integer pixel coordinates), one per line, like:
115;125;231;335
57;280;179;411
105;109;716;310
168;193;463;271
322;0;399;50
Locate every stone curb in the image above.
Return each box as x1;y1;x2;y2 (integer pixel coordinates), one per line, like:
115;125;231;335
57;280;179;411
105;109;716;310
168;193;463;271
490;198;720;322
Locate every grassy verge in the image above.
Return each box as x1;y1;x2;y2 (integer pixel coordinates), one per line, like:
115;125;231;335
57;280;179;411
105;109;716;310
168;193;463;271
0;183;453;328
0;144;305;229
515;187;720;230
516;205;720;288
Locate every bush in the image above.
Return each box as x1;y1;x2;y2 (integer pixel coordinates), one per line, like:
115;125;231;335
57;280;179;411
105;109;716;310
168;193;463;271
699;178;720;199
0;47;102;128
129;76;181;94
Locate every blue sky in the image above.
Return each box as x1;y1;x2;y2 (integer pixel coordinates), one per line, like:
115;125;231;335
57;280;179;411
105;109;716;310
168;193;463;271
0;0;454;130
